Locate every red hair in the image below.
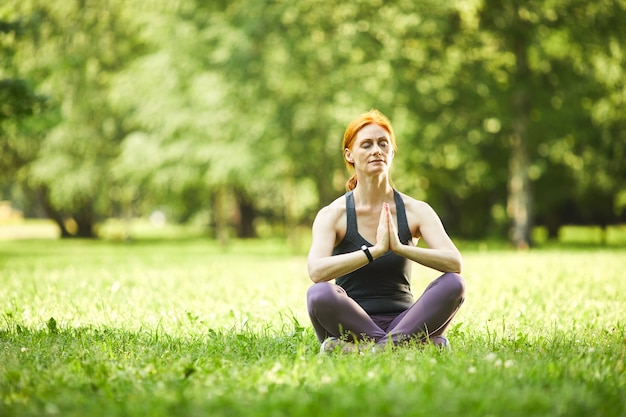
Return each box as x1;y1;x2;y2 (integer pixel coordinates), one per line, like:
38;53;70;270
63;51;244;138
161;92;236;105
342;109;397;191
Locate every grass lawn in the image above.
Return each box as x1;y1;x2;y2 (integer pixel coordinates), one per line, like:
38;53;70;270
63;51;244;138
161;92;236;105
0;238;624;416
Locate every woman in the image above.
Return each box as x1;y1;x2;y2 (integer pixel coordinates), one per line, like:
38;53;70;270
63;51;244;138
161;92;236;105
306;109;465;352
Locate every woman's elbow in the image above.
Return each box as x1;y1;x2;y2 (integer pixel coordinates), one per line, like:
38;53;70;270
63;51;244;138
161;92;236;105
307;264;326;283
452;255;463;274
308;272;322;283
442;252;462;274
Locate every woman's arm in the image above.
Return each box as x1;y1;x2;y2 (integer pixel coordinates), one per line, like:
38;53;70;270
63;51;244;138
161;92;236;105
307;198;461;282
307;204;385;283
388;200;462;273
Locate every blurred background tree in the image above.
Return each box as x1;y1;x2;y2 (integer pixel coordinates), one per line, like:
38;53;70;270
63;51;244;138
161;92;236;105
1;0;148;237
1;0;624;244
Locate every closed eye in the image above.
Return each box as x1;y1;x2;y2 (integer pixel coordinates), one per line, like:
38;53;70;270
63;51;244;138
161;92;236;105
361;137;389;148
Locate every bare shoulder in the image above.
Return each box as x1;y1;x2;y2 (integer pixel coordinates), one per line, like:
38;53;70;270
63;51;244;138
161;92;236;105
395;191;436;216
314;195;346;226
395;191;442;237
312;195;347;246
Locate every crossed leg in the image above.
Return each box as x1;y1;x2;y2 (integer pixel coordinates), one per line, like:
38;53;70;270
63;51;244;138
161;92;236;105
307;272;465;346
307;282;387;342
381;272;465;345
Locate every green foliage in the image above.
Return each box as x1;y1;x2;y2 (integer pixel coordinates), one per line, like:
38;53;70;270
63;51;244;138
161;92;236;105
0;240;625;416
0;11;48;185
2;0;148;235
1;0;625;241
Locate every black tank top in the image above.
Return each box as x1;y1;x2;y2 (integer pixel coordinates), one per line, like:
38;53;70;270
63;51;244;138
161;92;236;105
334;190;414;315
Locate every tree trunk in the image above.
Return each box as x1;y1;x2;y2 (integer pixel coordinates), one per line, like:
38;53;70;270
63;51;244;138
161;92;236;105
53;217;73;238
35;187;72;237
507;41;533;249
507;129;532;248
212;186;230;246
234;187;257;238
73;207;96;238
546;220;559;240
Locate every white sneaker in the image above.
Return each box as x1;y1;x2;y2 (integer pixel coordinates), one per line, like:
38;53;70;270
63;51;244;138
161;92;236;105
320;337;371;354
319;337;341;353
431;336;450;349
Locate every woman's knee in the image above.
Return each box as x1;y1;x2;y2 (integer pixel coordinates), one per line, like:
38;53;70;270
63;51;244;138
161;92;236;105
442;272;466;300
307;282;342;310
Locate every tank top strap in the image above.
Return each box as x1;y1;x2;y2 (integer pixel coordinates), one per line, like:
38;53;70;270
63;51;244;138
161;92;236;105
393;190;412;244
344;190;359;239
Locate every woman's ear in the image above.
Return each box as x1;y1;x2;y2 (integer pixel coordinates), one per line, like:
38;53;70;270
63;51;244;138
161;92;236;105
344;148;354;163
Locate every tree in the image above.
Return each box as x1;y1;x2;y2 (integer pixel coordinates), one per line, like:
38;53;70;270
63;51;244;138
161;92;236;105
3;0;623;243
0;14;46;196
410;0;626;246
475;0;626;245
4;0;147;237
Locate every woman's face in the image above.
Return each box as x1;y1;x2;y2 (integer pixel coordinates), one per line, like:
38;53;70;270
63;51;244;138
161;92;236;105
344;123;394;174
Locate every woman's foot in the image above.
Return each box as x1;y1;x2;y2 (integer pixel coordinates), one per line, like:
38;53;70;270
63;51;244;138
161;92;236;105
320;337;378;354
430;336;450;349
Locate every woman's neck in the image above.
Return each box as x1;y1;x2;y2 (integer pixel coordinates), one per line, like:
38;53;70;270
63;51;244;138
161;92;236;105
352;179;394;207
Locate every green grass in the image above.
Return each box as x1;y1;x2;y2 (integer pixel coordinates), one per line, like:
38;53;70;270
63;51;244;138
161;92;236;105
1;239;624;417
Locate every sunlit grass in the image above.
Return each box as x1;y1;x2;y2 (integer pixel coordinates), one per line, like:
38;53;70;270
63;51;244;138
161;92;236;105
1;239;625;416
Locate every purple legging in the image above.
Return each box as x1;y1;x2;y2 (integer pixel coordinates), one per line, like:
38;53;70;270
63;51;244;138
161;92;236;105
307;272;465;346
